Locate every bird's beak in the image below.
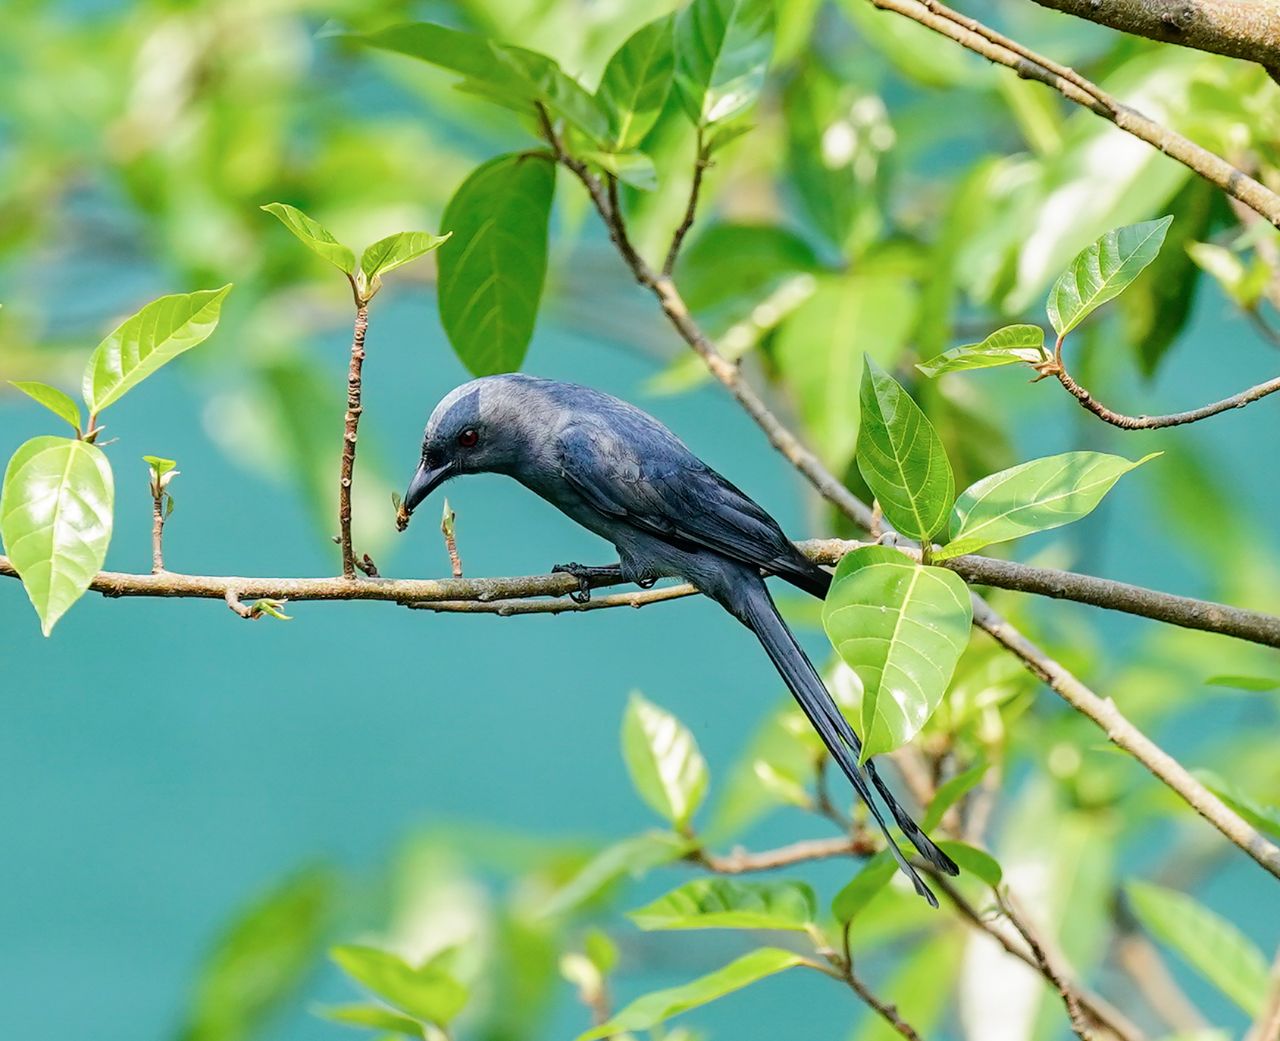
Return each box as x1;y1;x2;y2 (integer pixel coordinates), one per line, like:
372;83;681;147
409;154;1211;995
402;460;452;517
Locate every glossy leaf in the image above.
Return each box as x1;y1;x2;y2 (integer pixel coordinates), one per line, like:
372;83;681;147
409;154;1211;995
9;381;82;432
597;14;675;149
1;436;113;636
437;154;554;376
856;359;954;541
261;203;354;273
822;546;971;761
674;0;774;127
541;831;693;918
629;878;815;931
82;286;232;413
621;692;708;828
577;948;804;1041
359;231;451;284
939;451;1157;560
1046;216;1172;336
831;852;896;923
922;759;989;831
1126;880;1269;1015
938;841;1001;886
917;325;1046;377
583;150;658;191
181;868;334;1041
331;946;467;1026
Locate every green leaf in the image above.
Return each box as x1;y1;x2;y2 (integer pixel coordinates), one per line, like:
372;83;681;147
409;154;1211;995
1126;880;1269;1016
437;154;554;376
938;451;1158;560
1;436;113;636
597;14;676;149
629;878;815;931
938;841;1001;886
1046;216;1173;336
143;455;177;477
621;692;709;828
916;325;1046;378
922;759;989;831
831;851;896;923
1195;770;1280;840
822;546;972;761
576;948;804;1041
359;231;451;284
674;0;775;127
1206;675;1280;692
320;1004;424;1037
1186;241;1271;310
331;946;467;1026
856;359;954;541
9;381;82;432
82;286;232;414
837;0;983;88
541;831;693;918
261;203;355;274
583;150;658;191
181;868;334;1041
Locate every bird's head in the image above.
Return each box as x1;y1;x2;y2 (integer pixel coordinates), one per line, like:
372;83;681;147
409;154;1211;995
398;376;537;527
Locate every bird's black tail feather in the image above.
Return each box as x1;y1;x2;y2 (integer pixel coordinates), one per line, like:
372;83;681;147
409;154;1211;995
735;577;959;904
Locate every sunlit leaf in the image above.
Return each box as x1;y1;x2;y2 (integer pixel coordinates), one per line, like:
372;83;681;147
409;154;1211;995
319;1004;423;1037
1047;216;1173;336
359;231;451;283
576;948;804;1041
181;868;334;1041
938;840;1001;886
82;286;232;413
831;852;896;923
916;325;1045;378
597;14;676;149
1;436;113;636
331;946;467;1026
8;381;82;432
142;455;177;477
822;546;972;761
674;0;775;127
938;451;1158;560
437;154;554;376
1186;242;1271;311
629;878;815;931
856;359;954;541
922;759;989;831
621;692;708;828
261;203;355;274
1126;880;1269;1016
541;831;693;918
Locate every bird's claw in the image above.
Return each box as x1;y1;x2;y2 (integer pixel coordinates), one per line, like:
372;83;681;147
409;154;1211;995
552;562;594;604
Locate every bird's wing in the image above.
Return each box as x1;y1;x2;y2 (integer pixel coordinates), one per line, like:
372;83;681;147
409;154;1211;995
554;416;817;582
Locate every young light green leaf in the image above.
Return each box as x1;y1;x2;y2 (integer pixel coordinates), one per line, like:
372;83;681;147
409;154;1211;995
822;546;972;762
1185;242;1270;310
541;831;693;918
320;1003;424;1036
831;851;896;923
576;948;804;1041
1047;216;1173;336
181;868;334;1041
674;0;775;127
628;878;816;932
597;14;675;149
261;203;355;274
938;451;1158;560
142;455;177;477
1126;880;1269;1016
437;154;554;376
359;231;451;284
9;381;82;432
917;325;1046;377
1206;675;1280;692
922;759;989;831
82;286;232;413
938;841;1002;886
583;150;658;191
1;436;113;636
856;359;954;541
331;945;467;1026
621;692;709;828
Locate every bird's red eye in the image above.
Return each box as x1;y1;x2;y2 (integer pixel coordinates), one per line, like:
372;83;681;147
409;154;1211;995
457;428;479;448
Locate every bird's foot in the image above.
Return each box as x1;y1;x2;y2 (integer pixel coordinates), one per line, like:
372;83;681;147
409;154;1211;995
552;562;623;604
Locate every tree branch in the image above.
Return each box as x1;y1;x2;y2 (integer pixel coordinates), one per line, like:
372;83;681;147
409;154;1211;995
1247;945;1280;1041
1025;0;1280;73
338;295;370;579
867;0;1280;228
690;835;873;873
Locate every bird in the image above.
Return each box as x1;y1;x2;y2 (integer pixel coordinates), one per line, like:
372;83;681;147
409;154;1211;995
399;373;959;903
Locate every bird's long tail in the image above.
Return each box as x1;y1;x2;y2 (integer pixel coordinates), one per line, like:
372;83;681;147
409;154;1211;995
734;576;959;905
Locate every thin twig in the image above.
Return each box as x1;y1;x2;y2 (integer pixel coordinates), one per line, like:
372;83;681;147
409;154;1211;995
844;965;923;1041
663;126;708;276
999;890;1098;1041
690;835;873;873
151;488;166;574
338;295;370;579
1247;945;1280;1041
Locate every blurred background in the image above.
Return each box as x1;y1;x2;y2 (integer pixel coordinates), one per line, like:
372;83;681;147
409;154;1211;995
1;1;1277;1039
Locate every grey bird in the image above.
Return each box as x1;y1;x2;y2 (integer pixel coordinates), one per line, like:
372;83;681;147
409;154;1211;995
400;374;959;903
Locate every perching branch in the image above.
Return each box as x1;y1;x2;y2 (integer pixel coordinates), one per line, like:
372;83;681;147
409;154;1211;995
338;295;370;579
1247;945;1280;1041
866;0;1280;229
1024;0;1280;74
